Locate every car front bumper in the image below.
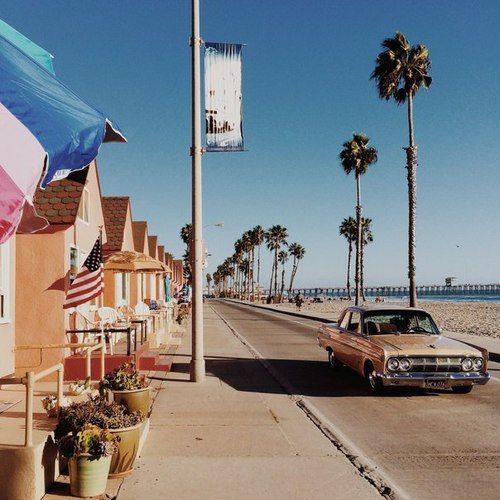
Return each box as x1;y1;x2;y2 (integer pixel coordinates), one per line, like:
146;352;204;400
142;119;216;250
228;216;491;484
379;371;490;388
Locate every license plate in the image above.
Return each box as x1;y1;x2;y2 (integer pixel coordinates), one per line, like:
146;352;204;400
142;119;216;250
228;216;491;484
424;380;449;389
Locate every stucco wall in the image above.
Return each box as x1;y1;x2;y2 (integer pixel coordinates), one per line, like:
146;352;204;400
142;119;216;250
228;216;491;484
14;162;106;375
0;237;16;377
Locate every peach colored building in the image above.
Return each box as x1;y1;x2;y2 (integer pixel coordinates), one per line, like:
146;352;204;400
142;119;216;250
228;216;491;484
0;237;16;377
14;162;106;374
131;221;150;305
101;196;135;308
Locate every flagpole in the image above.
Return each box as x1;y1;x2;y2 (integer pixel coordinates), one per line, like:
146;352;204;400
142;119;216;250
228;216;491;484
190;0;205;382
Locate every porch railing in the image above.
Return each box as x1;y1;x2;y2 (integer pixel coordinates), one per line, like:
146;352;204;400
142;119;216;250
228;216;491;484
0;338;106;447
0;363;63;447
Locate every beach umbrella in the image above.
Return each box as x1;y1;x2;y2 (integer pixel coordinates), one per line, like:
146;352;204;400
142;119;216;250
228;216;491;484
104;251;169;273
0;20;126;244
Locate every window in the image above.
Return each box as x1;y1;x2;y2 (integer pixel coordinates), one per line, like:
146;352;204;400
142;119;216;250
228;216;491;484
115;273;129;306
339;311;351;329
69;246;79;282
77;188;89;223
347;312;360;333
150;274;156;300
0;241;11;322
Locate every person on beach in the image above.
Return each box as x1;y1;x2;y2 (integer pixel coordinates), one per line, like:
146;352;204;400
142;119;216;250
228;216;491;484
295;292;304;311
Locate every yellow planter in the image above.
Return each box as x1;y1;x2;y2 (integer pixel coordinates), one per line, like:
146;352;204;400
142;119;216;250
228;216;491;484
112;387;150;415
68;454;111;497
108;423;142;478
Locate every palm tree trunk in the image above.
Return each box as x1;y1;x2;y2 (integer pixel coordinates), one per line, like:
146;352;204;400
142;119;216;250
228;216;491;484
406;93;418;307
274;249;279;296
257;245;261;286
361;237;366;302
280;265;285;298
346;242;352;300
288;257;297;293
251;247;255;300
355;174;362;306
269;259;274;297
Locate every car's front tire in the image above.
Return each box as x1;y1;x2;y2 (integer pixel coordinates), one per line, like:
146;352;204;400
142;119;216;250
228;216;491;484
327;349;341;370
365;364;384;394
451;385;473;394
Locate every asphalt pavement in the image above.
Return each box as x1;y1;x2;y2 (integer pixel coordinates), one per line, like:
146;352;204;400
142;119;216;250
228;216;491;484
210;299;500;500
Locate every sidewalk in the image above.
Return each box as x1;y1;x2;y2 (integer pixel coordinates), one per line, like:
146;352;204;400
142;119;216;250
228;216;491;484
119;306;378;500
231;300;500;361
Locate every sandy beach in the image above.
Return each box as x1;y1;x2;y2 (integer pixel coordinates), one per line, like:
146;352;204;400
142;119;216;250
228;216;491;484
265;299;500;339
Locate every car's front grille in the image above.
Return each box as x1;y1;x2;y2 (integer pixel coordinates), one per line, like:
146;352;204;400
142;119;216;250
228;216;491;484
408;357;462;372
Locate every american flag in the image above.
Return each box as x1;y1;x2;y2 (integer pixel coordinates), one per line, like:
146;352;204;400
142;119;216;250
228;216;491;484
63;237;103;309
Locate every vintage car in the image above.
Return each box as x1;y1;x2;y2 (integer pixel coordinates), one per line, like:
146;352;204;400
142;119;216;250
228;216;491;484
317;305;490;393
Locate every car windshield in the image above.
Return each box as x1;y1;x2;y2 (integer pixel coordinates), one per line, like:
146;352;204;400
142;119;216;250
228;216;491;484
363;310;439;336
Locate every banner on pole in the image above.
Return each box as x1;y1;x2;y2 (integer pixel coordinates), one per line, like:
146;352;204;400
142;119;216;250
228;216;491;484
204;42;244;152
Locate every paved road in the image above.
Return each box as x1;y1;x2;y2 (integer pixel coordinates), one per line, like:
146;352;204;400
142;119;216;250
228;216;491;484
210;300;500;500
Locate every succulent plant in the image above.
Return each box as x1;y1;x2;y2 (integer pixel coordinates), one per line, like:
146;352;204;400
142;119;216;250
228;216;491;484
99;362;148;392
55;395;145;441
58;423;118;460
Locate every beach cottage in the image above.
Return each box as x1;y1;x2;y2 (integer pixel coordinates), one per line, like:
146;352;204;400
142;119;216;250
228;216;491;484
14;161;106;374
101;196;135;308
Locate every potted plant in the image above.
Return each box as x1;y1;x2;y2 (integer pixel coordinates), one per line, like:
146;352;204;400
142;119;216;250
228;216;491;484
68;379;92;396
176;307;189;325
58;423;118;497
42;394;71;418
56;396;145;478
100;362;150;415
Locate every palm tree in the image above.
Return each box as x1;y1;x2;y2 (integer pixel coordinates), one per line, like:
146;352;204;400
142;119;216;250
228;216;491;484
180;223;193;284
278;250;289;299
265;225;288;297
359;217;373;301
339;217;356;299
288;243;306;294
251;225;264;297
371;31;432;307
339;134;378;305
206;273;212;295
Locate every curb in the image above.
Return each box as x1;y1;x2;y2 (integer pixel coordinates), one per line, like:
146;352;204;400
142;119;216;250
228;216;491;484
222;299;500;363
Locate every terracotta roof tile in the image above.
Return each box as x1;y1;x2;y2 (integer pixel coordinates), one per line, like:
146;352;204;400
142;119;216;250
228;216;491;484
33;167;89;224
102;197;130;255
132;221;147;253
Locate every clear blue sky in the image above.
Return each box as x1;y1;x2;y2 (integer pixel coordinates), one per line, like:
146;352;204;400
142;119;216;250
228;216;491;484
3;0;499;287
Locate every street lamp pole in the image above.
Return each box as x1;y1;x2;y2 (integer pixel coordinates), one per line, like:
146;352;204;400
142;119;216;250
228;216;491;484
190;0;205;382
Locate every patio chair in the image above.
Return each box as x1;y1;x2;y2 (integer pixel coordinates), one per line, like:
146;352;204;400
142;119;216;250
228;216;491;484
72;306;108;353
134;301;156;333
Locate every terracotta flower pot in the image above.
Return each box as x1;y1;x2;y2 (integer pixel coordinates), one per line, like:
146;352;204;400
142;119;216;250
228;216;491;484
112;387;150;415
68;454;111;497
108;423;143;478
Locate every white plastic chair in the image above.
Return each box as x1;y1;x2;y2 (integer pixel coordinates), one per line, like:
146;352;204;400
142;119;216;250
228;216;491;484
73;306;107;354
134;301;155;333
97;307;122;355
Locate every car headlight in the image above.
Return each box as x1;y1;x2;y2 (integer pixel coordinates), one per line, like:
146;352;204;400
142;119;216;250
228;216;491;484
473;357;484;371
387;357;400;371
461;358;473;371
399;358;412;371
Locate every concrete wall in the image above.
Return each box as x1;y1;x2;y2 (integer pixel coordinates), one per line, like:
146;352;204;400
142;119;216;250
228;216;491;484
0;237;16;377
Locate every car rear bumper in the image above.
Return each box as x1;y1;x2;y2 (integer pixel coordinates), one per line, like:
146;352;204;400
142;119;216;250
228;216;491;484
379;371;490;388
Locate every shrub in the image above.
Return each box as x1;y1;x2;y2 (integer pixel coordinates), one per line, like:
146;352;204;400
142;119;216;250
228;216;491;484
99;362;148;392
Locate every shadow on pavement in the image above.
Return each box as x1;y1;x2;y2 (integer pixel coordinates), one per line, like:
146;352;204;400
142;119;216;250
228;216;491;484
172;356;441;398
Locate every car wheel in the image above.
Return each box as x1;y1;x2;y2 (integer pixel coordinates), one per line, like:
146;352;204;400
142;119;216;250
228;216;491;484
327;350;341;370
365;365;384;394
451;385;473;394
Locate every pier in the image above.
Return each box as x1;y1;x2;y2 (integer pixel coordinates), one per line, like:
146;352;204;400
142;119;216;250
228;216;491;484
286;283;500;298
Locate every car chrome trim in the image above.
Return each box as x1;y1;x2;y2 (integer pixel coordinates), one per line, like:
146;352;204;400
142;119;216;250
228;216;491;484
379;371;490;387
